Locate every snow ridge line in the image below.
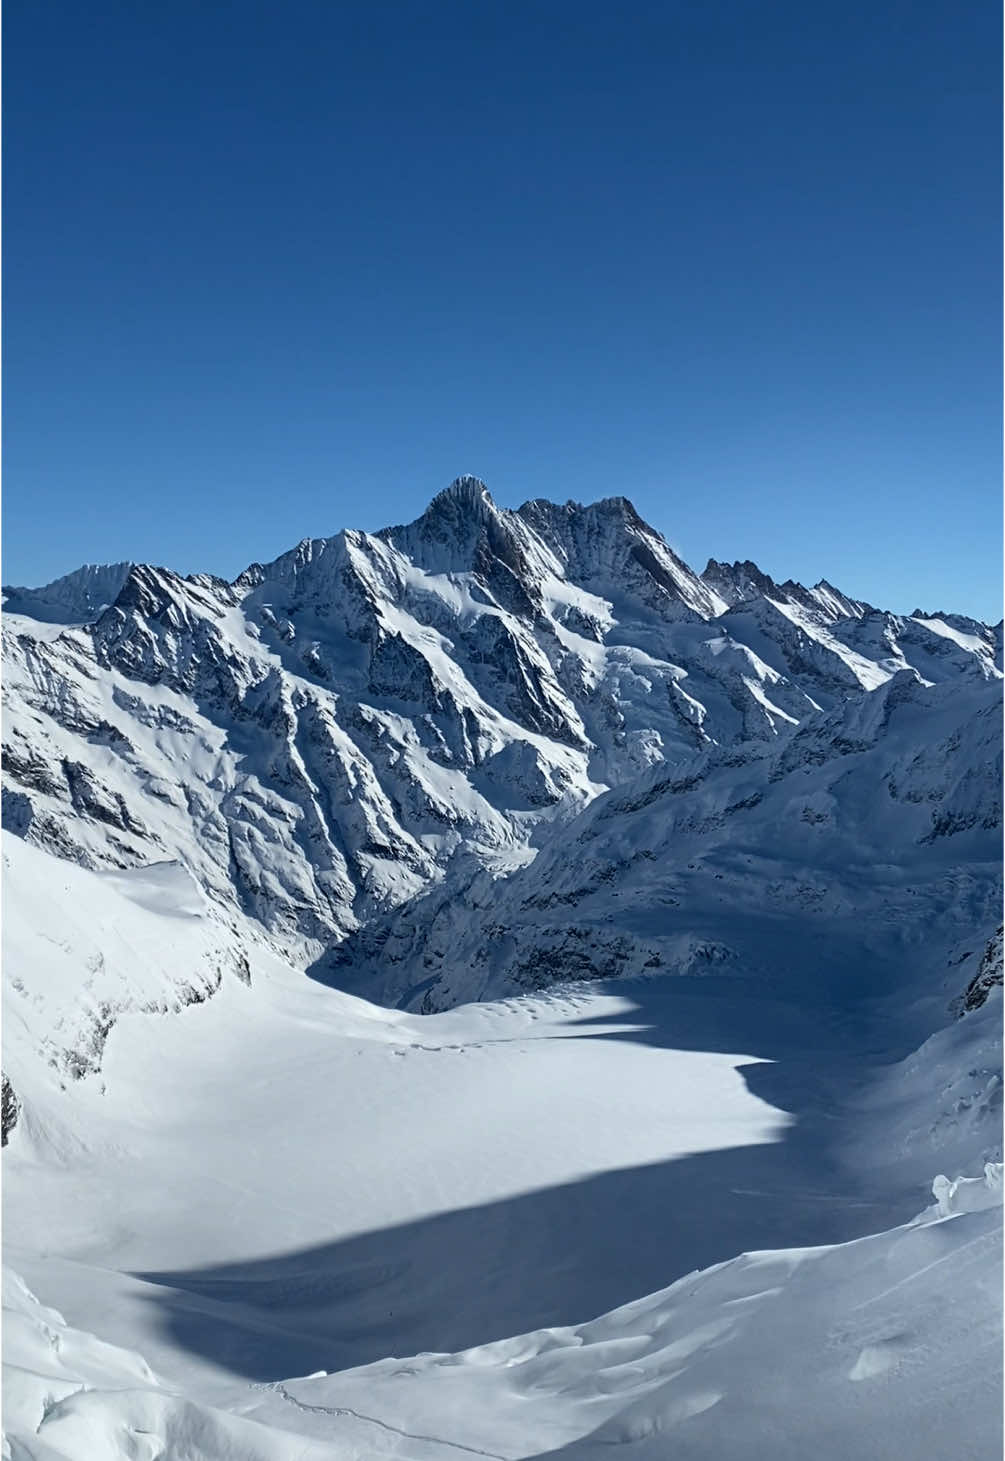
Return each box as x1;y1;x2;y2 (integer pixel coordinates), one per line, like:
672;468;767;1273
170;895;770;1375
849;1226;999;1315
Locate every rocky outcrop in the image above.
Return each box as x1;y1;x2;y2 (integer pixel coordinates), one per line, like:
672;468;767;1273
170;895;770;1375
956;928;1004;1016
2;1073;20;1146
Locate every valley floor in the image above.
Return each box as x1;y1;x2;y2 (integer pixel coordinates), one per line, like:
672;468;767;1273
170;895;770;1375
4;917;1002;1459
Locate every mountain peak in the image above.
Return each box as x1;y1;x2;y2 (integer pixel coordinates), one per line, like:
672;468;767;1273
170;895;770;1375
384;475;500;548
377;477;546;615
701;560;871;622
590;494;642;520
429;475;495;513
2;561;135;625
701;558;779;607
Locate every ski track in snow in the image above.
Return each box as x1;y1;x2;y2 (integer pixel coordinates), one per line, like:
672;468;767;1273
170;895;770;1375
263;1382;513;1459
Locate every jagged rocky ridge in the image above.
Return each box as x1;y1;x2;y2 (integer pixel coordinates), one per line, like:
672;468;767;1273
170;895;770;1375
326;667;1003;1011
1;1073;20;1147
955;926;1005;1016
3;477;1001;994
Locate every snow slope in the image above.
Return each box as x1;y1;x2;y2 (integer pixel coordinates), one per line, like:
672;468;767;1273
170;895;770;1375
2;834;250;1096
3;826;1002;1459
240;1183;1002;1461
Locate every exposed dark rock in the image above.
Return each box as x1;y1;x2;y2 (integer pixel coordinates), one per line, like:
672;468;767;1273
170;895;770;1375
2;1073;20;1146
956;928;1004;1016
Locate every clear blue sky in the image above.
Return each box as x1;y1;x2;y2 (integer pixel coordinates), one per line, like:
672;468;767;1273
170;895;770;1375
4;0;1001;619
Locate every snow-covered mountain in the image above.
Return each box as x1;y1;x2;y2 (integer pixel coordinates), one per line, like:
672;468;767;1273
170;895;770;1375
3;478;999;972
3;477;1002;1460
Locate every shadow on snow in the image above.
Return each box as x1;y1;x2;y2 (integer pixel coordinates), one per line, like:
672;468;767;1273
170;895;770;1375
133;970;929;1384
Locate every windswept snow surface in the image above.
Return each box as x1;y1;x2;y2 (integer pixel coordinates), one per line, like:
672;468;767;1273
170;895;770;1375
3;481;1002;1459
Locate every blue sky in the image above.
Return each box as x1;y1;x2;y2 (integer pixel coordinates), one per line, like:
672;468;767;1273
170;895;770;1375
4;0;1000;619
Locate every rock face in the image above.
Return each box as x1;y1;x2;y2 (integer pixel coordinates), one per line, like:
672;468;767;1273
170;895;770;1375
957;928;1005;1016
3;478;1002;972
2;1074;20;1147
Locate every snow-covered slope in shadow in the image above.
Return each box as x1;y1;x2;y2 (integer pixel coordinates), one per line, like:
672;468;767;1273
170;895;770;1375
238;1172;1001;1461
